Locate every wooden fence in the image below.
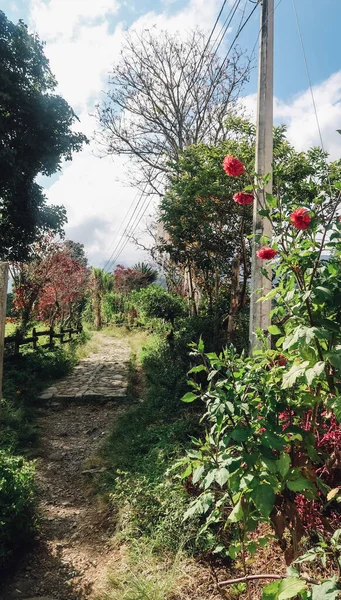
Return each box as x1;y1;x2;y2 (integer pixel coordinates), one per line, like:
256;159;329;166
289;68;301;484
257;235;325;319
4;324;83;356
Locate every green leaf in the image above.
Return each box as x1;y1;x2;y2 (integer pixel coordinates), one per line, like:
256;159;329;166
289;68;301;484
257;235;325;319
215;468;229;488
334;180;341;189
227;498;244;523
188;364;207;374
262;581;280;600
261;430;286;451
182;392;198;403
327;351;341;373
231;426;251;442
277;454;290;478
278;577;307;600
197;337;204;353
305;361;325;386
251;483;275;518
282;361;310;389
287;476;314;493
268;325;282;335
311;577;339;599
192;465;204;484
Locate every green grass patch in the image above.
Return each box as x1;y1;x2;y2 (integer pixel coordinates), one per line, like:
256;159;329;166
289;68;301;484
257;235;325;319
98;328;205;556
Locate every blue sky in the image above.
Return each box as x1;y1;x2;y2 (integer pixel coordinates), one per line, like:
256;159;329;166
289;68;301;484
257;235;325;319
1;0;341;267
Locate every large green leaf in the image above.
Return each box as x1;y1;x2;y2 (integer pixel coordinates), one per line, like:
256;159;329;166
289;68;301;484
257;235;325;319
251;483;275;518
227;498;243;523
278;577;307;599
305;361;325;386
277;454;290;478
311;577;340;599
215;467;229;487
287;476;314;493
282;361;310;389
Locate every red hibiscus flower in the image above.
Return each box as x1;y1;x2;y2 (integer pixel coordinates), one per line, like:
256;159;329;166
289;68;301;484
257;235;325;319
222;155;245;177
257;247;277;260
290;208;311;230
233;192;254;205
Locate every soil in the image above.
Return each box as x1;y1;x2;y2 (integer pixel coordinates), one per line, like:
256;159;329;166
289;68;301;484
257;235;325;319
0;333;130;600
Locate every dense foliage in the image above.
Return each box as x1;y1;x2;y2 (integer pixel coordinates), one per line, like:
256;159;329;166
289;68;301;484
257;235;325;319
179;154;341;598
0;450;35;566
0;11;87;260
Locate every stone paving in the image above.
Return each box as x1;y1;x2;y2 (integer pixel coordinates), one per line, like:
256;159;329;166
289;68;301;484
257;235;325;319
39;335;130;401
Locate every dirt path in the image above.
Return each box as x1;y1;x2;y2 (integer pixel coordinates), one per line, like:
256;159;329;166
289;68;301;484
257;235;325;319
0;333;130;600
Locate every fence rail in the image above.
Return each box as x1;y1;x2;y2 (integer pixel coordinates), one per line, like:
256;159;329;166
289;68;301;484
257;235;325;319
4;324;83;356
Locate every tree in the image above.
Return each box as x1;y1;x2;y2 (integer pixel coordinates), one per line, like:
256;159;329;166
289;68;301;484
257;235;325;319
159;117;255;333
113;264;156;294
132;262;158;285
157;118;341;339
95;29;250;193
11;236;89;330
91;268;114;330
0;11;87;260
63;240;88;268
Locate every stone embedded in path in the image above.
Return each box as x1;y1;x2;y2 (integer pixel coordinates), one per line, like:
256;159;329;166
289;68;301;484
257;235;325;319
38;335;130;401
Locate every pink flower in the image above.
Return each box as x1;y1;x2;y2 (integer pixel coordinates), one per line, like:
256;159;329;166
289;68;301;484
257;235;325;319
290;208;311;230
257;247;277;260
233;192;254;205
222;155;245;177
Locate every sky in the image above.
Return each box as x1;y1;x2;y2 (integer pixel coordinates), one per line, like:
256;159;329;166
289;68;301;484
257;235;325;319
1;0;341;269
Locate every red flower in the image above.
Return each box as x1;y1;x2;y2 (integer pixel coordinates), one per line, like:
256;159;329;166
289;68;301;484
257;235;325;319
290;208;311;230
222;155;245;177
274;354;287;367
233;192;254;205
257;247;277;260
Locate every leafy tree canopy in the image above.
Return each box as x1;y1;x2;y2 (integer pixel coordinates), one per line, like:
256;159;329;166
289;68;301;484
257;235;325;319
0;10;88;260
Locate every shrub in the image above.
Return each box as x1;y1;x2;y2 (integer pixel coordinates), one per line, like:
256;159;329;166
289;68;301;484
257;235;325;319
132;285;187;327
0;449;36;567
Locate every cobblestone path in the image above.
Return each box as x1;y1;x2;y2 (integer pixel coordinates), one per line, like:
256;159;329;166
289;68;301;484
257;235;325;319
0;333;131;600
40;334;130;401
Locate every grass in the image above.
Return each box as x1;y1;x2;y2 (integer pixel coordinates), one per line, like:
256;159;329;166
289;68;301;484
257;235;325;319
97;540;189;600
1;329;96;454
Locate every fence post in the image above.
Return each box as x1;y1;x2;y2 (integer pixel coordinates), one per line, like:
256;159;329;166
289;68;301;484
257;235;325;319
32;327;38;350
49;326;54;349
0;262;9;406
14;329;21;356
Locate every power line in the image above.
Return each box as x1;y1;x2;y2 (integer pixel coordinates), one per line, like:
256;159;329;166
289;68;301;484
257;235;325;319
102;188;141;271
108;3;261;269
291;0;334;199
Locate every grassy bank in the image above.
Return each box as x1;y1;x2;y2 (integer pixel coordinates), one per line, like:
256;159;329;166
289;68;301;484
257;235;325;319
96;325;210;599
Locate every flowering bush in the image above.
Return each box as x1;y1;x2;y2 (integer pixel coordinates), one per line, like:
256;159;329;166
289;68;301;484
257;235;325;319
178;155;341;597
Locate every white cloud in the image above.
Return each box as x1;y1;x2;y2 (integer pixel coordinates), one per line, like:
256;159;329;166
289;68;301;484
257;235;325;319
28;0;340;269
241;71;341;161
131;0;226;34
29;0;120;40
42;22;124;111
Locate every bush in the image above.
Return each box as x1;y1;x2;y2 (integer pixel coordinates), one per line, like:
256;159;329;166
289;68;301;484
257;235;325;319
0;449;36;567
132;285;187;327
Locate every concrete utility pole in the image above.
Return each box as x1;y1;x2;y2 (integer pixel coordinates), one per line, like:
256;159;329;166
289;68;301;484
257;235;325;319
0;262;9;405
249;0;274;352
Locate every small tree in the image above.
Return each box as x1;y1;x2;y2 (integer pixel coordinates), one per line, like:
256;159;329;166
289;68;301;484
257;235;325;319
91;268;114;330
